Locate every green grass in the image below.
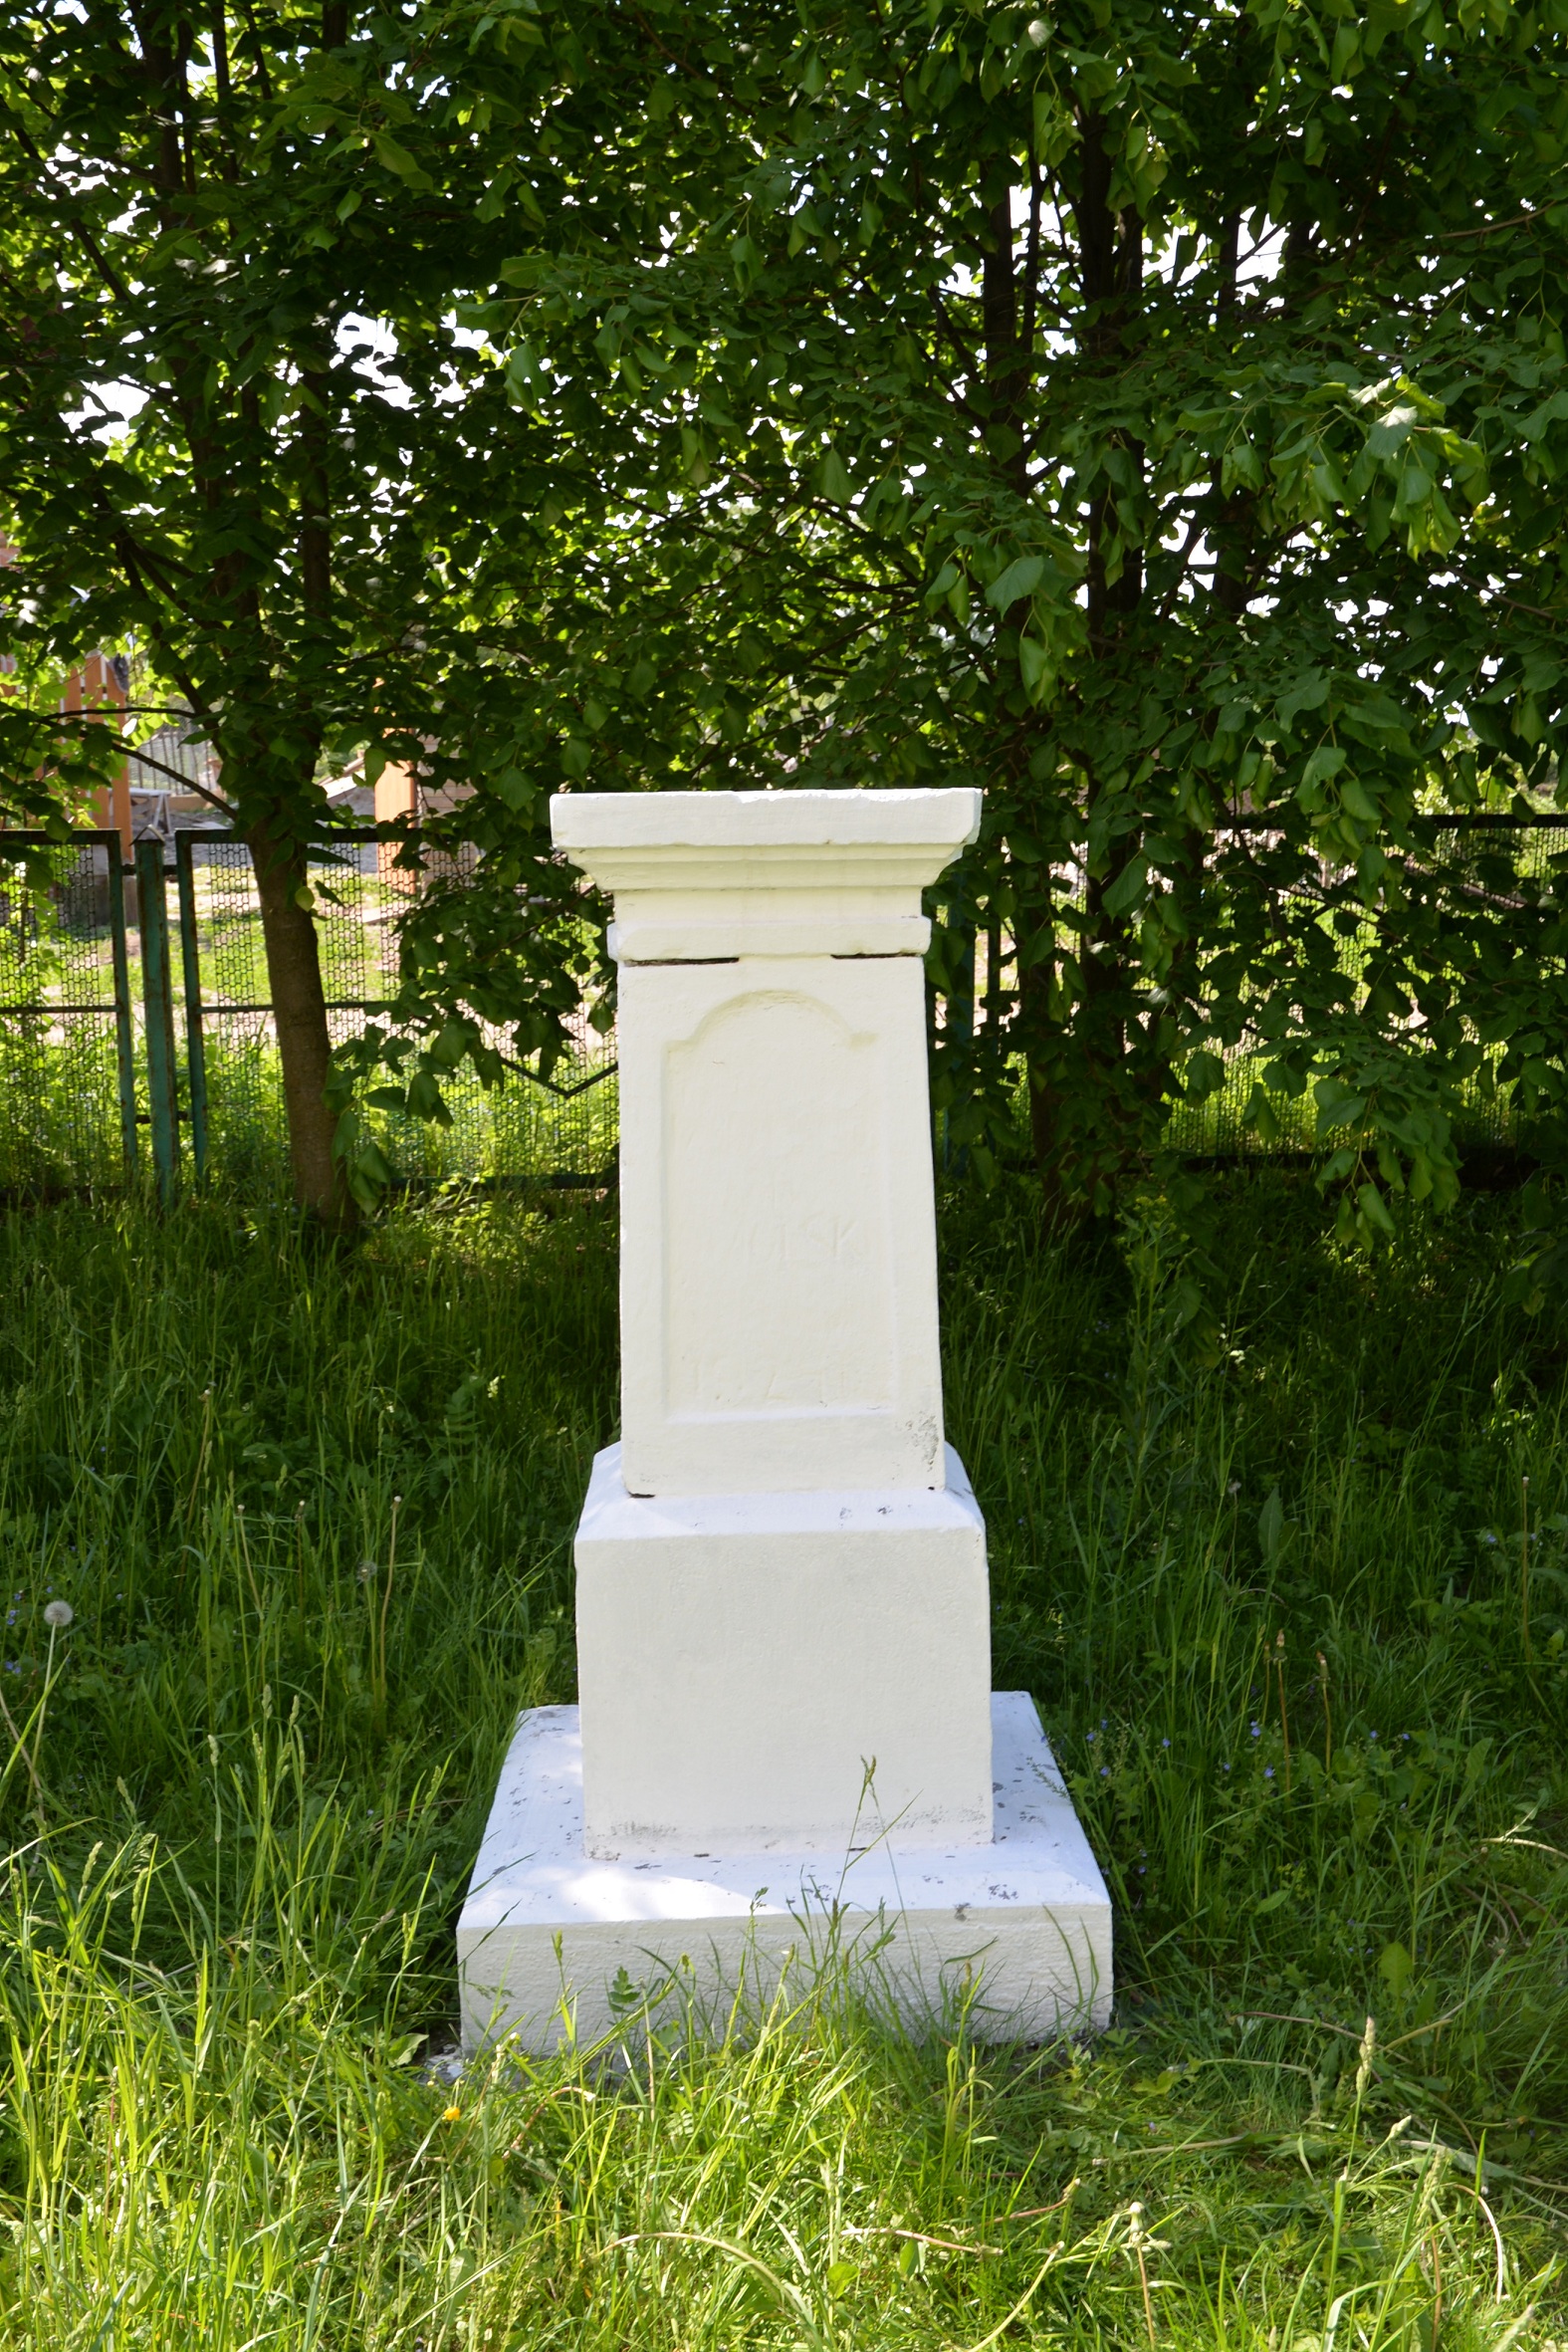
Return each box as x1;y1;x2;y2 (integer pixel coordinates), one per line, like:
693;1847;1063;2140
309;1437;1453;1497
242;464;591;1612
0;1178;1563;2348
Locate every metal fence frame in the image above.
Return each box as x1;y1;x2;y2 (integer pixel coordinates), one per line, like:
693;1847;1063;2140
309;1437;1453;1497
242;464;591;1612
1;824;621;1199
5;811;1566;1197
0;828;138;1181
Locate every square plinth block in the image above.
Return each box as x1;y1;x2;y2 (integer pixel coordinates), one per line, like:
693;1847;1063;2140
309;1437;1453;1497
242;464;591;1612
573;1443;993;1858
458;1691;1112;2053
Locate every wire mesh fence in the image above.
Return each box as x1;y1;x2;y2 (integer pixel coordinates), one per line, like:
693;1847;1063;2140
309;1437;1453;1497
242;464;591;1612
3;816;1563;1198
181;833;617;1193
0;828;615;1198
0;833;134;1193
1163;815;1568;1156
944;814;1568;1161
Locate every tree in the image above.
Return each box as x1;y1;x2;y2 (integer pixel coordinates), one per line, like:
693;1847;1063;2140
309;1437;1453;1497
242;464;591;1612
382;0;1568;1241
0;0;654;1216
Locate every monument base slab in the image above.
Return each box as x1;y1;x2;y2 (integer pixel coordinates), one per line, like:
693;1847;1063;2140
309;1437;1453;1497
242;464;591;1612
458;1691;1112;2053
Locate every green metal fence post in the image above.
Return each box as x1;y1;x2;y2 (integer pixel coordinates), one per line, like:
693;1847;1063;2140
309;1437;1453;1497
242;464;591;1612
135;837;179;1202
174;832;209;1182
103;832;139;1176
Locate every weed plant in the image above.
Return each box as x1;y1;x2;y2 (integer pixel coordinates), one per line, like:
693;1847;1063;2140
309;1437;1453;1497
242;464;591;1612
0;1177;1562;2347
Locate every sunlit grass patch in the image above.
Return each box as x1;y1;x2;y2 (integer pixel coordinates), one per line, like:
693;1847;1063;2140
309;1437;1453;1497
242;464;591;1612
0;1180;1562;2345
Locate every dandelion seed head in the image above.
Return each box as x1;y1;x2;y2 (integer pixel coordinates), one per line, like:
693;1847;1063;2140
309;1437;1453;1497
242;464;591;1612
43;1600;73;1629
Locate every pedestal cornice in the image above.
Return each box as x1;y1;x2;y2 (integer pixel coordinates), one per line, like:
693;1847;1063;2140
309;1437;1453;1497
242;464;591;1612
551;789;981;963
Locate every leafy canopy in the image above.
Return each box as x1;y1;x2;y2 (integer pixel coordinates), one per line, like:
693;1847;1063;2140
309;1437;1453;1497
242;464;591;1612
5;0;1568;1231
361;0;1568;1238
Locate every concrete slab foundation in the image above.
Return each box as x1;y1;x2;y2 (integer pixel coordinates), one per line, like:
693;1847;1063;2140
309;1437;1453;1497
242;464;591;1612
459;1690;1112;2052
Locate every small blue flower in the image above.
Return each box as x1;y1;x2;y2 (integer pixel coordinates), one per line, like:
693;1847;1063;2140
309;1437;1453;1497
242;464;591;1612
1086;1731;1096;1743
1100;1766;1110;1777
1250;1723;1261;1739
1222;1762;1232;1772
1264;1765;1275;1779
1369;1732;1378;1743
1161;1738;1171;1749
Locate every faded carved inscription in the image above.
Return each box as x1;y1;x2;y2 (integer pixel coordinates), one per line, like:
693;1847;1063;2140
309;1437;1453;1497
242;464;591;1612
664;991;894;1415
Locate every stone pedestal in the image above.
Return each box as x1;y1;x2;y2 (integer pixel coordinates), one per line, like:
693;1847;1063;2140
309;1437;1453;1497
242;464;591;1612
459;790;1111;2049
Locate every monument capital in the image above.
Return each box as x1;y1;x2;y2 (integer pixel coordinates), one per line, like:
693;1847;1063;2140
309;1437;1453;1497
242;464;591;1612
551;787;981;964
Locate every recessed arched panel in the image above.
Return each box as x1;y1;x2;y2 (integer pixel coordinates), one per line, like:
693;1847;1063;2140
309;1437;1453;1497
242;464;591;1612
663;990;893;1419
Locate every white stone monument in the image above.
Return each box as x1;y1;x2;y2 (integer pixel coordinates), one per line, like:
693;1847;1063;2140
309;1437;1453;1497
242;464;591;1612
458;789;1111;2048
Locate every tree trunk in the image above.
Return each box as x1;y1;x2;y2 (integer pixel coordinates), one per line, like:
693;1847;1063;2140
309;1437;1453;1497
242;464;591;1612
982;188;1065;1208
1019;118;1147;1207
249;818;352;1224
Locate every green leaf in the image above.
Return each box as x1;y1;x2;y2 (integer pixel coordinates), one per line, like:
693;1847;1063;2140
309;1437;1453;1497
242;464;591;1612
987;554;1046;612
371;132;425;180
1367;402;1419;459
1258;1487;1286;1562
1101;853;1149;917
817;448;853;505
1379;1940;1414;1996
493;765;535;813
1301;745;1347;790
1018;634;1055;700
1277;670;1330;729
1520;388;1568;443
1358;1182;1398;1238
